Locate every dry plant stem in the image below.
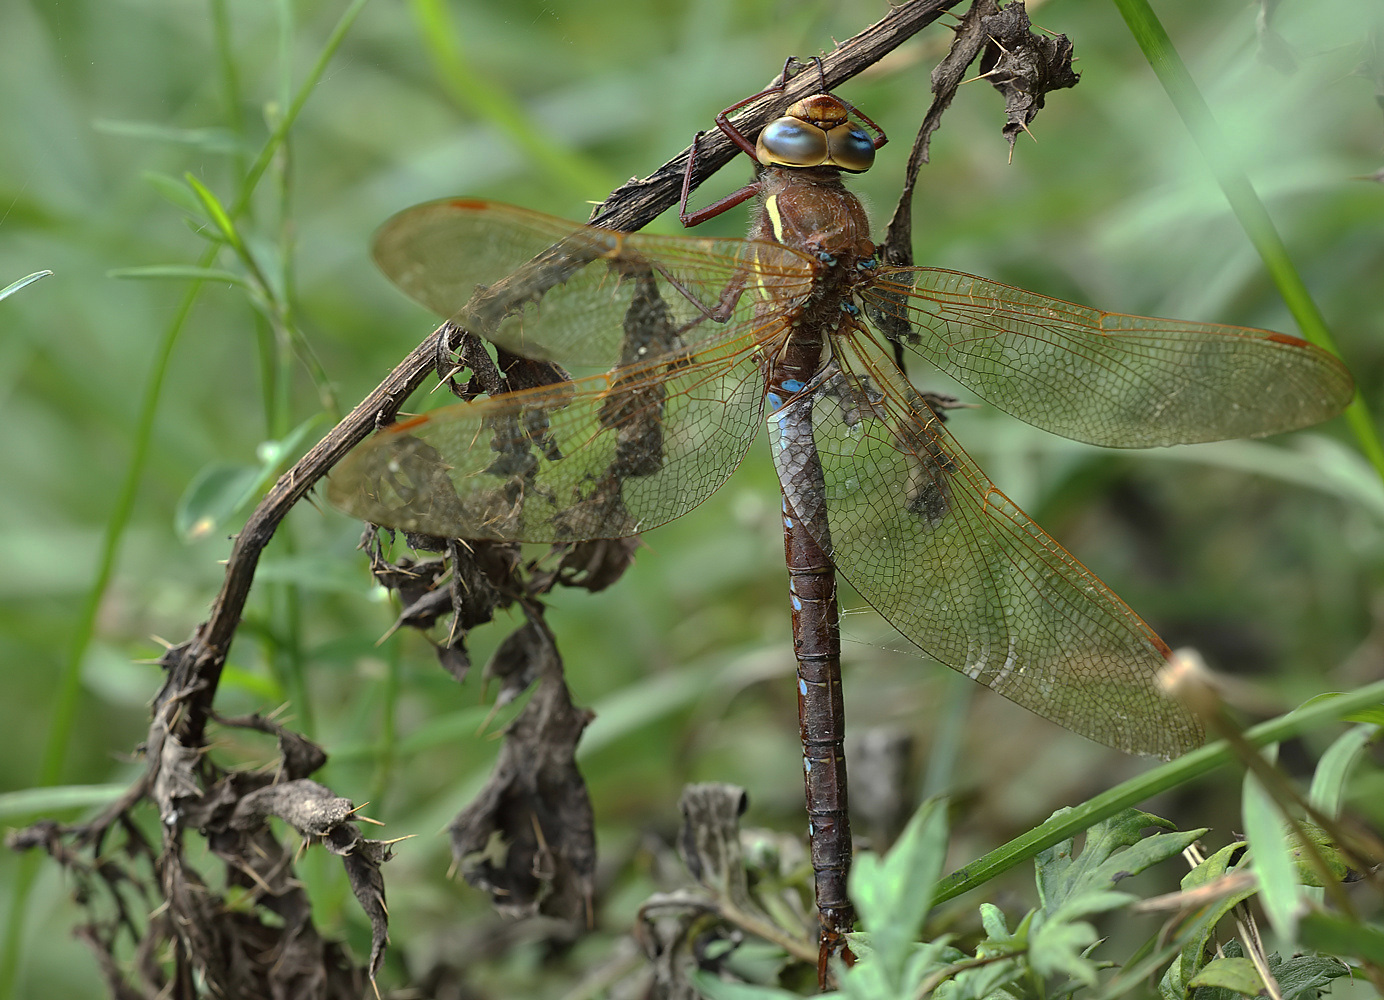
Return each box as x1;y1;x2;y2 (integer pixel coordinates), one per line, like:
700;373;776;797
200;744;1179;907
165;329;443;744
163;0;964;747
717;901;818;967
590;0;962;229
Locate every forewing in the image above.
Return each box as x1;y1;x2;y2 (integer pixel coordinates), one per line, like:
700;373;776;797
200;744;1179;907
861;267;1353;447
373;198;815;368
329;325;767;542
771;338;1203;759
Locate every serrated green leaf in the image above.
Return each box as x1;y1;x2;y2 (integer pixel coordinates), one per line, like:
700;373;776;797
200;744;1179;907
1187;956;1263;996
0;270;53;301
837;938;954;1000
1052;889;1139;922
108;265;249;286
1159;844;1256;999
1269;951;1350;1000
1029;912;1101;988
1242;750;1303;946
849;796;948;986
935;953;1025;1000
1036;808;1202;919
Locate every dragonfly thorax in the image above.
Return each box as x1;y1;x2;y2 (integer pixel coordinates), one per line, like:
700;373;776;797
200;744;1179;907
752;166;875;261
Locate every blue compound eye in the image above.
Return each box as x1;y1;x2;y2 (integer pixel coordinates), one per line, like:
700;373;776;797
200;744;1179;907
757;117;829;167
826;126;875;172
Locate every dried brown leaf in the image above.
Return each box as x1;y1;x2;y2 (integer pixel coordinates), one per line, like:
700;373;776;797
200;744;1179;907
449;662;596;922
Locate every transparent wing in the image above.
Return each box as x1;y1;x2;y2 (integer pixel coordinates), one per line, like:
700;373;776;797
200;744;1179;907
771;335;1203;759
329;329;767;542
861;267;1353;448
373;198;816;368
334;200;831;542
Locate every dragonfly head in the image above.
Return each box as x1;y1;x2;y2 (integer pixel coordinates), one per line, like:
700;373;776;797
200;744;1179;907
756;93;877;174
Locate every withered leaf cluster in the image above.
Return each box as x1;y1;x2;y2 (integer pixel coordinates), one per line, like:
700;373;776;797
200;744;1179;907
9;710;391;1000
351;332;642;941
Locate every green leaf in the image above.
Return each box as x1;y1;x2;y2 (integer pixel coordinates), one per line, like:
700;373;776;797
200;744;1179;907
0;271;53;301
1110;0;1384;481
1036;808;1203;916
1029;911;1101;987
175;462;262;542
1310;725;1376;816
1298;912;1384;967
1294;692;1384;728
0;783;126;820
1187;956;1263;996
1286;823;1359;888
185;173;245;252
1159;843;1255;999
1270;951;1351;1000
91;118;249;153
174;417;323;541
141;170;208;215
935;952;1024;1000
848;797;948;987
1241;748;1303;946
1026;810;1203;994
837;938;955;1000
108;265;250;287
1341;705;1384;727
935;680;1384;909
978;902;1010;940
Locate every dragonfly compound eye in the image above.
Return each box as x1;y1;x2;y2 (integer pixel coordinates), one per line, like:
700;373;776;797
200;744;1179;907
757;116;830;167
825;125;875;173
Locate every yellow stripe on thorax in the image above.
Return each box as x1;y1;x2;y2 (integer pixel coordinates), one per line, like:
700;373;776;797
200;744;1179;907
764;193;784;242
753;194;786;302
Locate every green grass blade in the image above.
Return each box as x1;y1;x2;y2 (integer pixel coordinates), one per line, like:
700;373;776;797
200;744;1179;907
407;0;611;198
0;256;214;1000
0;271;53;301
933;679;1384;904
1109;0;1384;483
230;0;370;218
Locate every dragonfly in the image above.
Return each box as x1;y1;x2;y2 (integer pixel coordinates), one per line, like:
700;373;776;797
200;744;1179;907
329;78;1354;965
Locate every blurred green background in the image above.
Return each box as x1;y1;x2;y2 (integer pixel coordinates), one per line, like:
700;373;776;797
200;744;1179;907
2;0;1381;995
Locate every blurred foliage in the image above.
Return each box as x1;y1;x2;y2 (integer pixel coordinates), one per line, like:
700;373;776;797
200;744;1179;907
1;0;1382;996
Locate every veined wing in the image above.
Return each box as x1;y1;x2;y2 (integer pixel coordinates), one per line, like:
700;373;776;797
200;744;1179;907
770;336;1203;759
373;198;817;369
860;267;1353;448
334;200;826;542
330;322;767;542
